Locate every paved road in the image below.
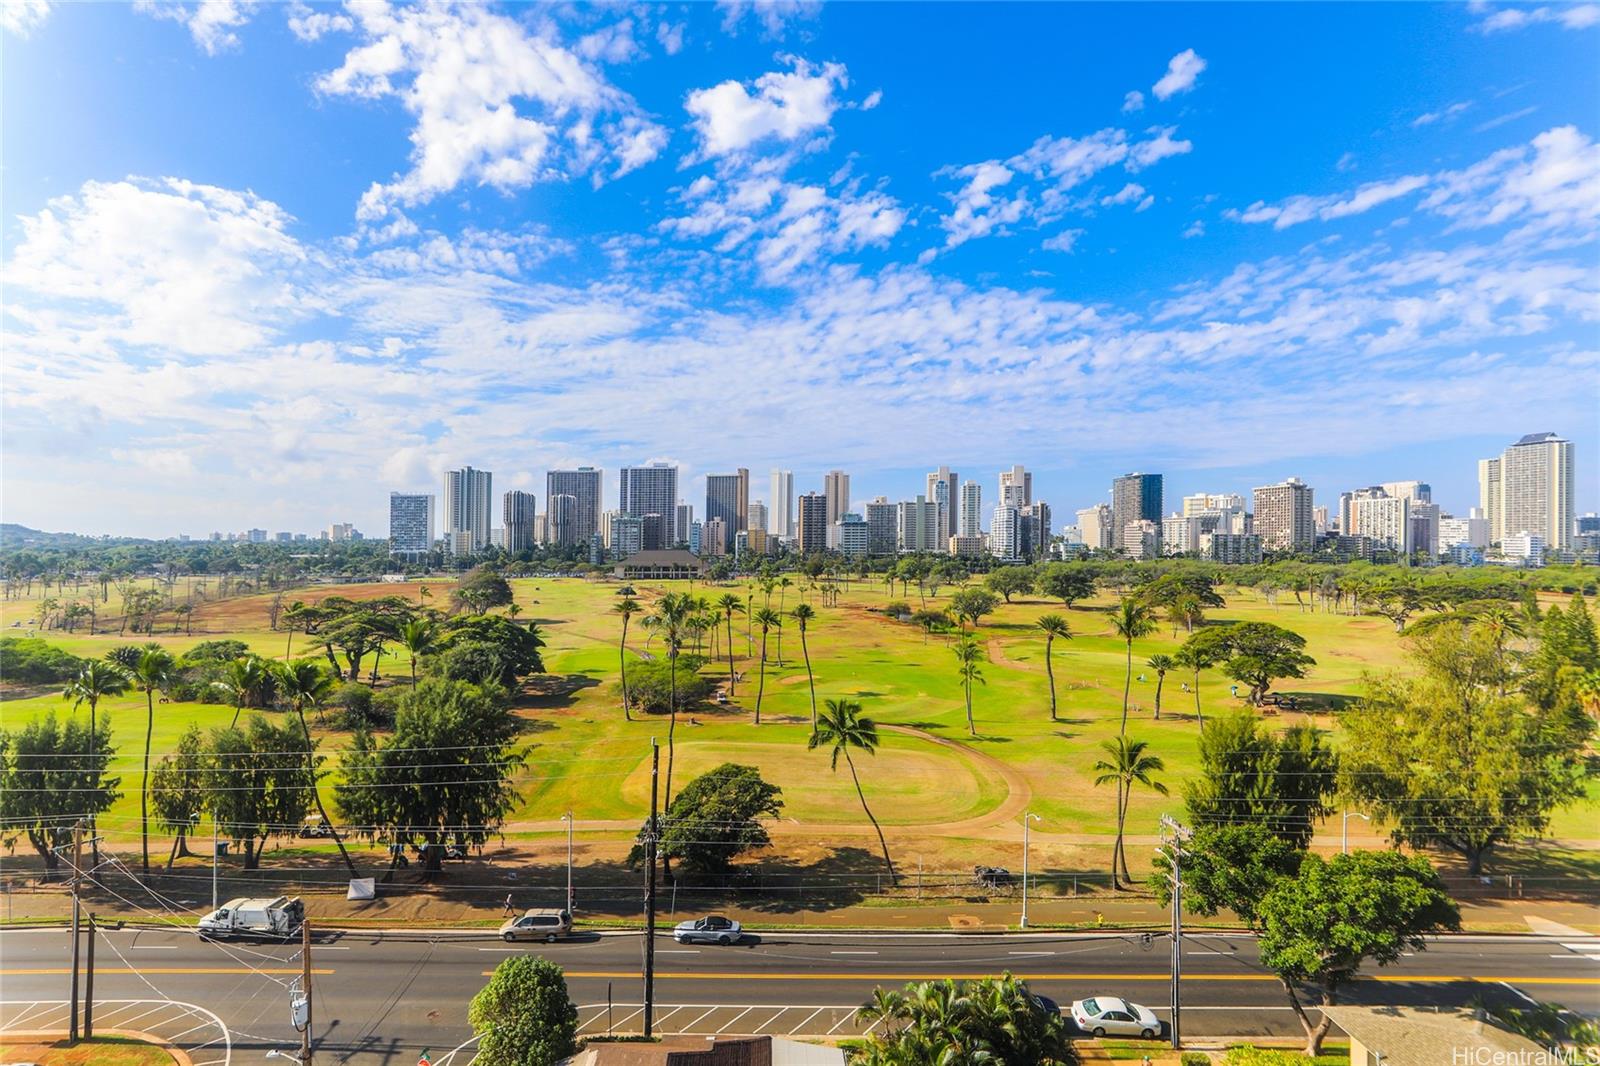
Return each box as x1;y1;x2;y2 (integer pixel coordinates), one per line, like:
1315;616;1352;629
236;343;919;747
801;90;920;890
4;926;1597;1065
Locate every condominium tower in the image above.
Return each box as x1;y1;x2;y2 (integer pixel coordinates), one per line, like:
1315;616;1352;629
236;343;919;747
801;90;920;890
1252;477;1315;553
502;490;537;554
1480;433;1575;550
796;491;829;555
443;466;493;556
706;473;744;553
769;469;794;540
545;468;603;546
388;492;435;558
1111;473;1163;552
620;463;678;549
927;466;960;540
959;481;983;537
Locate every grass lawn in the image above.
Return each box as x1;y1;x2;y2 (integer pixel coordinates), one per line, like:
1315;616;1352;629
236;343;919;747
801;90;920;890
0;1036;180;1066
5;575;1596;879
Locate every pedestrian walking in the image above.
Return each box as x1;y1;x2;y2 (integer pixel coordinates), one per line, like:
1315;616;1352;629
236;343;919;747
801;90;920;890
503;892;514;916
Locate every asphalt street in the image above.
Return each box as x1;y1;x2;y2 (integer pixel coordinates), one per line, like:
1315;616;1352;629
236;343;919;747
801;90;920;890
3;925;1597;1065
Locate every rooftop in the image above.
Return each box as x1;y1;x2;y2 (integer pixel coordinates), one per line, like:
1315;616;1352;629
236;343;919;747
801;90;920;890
1324;1005;1545;1066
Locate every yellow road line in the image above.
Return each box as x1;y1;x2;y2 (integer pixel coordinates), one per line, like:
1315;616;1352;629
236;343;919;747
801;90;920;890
517;971;1600;985
1;967;333;976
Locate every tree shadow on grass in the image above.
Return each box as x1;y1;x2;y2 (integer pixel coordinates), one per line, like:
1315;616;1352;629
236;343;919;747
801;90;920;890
519;673;600;709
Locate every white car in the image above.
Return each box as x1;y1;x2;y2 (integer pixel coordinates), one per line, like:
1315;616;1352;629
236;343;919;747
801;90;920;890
673;915;743;944
1069;996;1161;1039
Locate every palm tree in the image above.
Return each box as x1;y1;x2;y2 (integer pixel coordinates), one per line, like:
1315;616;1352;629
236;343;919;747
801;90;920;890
1111;598;1158;735
715;593;743;697
792;603;819;730
220;654;269;728
652;592;695;804
613;597;640;721
809;698;896;886
399;619;438;686
775;577;794;662
64;659;130;866
752;607;781;724
132;647;176;875
953;636;986;737
1172;642;1213;729
275;660;359;877
1146;654;1174;721
1036;615;1071;722
1092;736;1167;889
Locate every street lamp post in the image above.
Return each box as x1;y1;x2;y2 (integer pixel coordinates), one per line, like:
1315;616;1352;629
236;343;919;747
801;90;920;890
1342;811;1370;854
1020;812;1041;929
561;812;574;915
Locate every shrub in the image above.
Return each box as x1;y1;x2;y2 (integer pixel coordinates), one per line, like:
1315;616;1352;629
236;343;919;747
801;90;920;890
179;640;250;665
331;682;392;730
1182;1053;1214;1066
0;638;86;684
626;656;713;715
1222;1047;1312;1066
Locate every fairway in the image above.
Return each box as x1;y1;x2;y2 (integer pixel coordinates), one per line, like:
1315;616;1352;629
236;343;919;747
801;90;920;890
4;573;1597;877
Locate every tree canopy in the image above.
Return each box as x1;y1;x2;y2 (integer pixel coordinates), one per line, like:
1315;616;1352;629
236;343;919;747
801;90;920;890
0;712;119;872
632;763;783;876
1184;711;1336;847
469;956;578;1066
855;974;1076;1065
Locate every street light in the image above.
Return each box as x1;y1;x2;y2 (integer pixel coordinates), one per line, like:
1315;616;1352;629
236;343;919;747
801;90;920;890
561;812;574;915
1020;811;1041;929
1342;811;1370;854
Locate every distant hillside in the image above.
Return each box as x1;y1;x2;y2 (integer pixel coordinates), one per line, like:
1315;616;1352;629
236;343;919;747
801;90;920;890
0;523;138;550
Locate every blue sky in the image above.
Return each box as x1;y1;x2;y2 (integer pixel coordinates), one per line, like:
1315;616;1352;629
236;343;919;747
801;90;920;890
2;0;1596;537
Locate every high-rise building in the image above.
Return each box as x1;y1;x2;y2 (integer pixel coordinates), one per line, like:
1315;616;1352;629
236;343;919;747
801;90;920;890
443;466;493;556
547;494;577;547
999;465;1032;509
824;471;850;526
1207;533;1263;565
837;513;869;559
502;491;537;554
898;496;942;553
1410;502;1442;558
675;503;695;546
1380;481;1432;504
748;501;768;536
1112;473;1163;553
865;496;898;556
620;463;678;550
1183;492;1245;517
702;517;728;557
1483;433;1575;551
1077;503;1113;551
1120;519;1160;560
546;468;602;545
927;466;960;541
959;481;982;537
388;492;435;557
1339;486;1389;536
1252;477;1316;553
1352;494;1411;554
769;469;794;540
735;468;750;532
706;473;744;553
1019;502;1051;560
796;492;829;554
1163;514;1204;555
1439;509;1490;550
990;504;1021;561
1477;459;1502;543
688;521;702;555
608;513;644;557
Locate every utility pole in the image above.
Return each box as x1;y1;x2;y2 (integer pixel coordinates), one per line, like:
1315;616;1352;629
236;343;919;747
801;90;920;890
643;739;659;1038
69;820;83;1043
1156;815;1191;1051
297;915;312;1062
84;913;97;1039
1020;811;1040;929
563;811;574;916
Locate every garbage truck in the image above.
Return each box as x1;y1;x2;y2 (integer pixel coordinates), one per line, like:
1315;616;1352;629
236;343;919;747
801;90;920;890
197;896;304;940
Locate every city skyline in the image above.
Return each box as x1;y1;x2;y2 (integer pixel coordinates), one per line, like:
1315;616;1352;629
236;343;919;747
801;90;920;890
3;4;1597;537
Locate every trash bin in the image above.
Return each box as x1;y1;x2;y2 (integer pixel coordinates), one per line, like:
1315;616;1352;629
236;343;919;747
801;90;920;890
216;842;231;858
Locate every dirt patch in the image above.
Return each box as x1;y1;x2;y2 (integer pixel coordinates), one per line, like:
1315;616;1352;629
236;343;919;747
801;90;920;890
191;581;445;633
986;638;1039;673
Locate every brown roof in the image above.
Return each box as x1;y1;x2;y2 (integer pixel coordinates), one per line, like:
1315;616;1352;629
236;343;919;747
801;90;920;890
617;549;704;566
567;1036;842;1066
1324;1006;1545;1066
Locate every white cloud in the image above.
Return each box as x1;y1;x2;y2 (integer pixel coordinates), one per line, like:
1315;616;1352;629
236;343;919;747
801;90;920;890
716;0;821;36
1229;126;1600;236
1412;101;1472;127
3;177;307;356
1182;220;1205;238
935;126;1191;250
1471;3;1600;32
1473;106;1537;133
685;57;847;158
1;0;50;37
576;20;642;64
1041;229;1085;253
1152;48;1207;101
656;21;685;55
135;0;256;55
1336;152;1358;173
316;4;666;221
1122;90;1145;113
285;0;350;42
861;89;883;111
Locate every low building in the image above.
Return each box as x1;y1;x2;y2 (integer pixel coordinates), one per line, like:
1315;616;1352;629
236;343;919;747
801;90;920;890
1501;531;1546;567
1120;519;1159;560
1321;1006;1543;1066
948;534;986;556
613;549;706;582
